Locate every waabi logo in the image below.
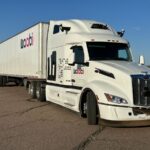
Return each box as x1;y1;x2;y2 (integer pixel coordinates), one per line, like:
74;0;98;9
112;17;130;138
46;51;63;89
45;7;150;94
20;33;34;49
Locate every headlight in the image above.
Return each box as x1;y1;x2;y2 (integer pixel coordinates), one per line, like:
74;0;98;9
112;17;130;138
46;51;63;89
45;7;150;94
105;93;128;104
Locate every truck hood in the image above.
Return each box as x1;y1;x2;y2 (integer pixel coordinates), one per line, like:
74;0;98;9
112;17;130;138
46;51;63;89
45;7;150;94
96;61;150;75
88;61;150;106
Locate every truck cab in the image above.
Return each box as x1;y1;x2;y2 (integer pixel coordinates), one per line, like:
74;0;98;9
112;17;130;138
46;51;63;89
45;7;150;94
46;20;150;126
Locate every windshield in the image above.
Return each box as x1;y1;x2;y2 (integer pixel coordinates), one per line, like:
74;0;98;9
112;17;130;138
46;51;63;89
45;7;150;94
87;42;132;61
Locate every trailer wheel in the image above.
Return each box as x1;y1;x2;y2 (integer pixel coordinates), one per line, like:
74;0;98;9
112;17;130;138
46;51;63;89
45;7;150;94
0;76;3;86
36;82;46;102
23;79;28;89
2;76;7;86
28;82;37;99
87;91;99;125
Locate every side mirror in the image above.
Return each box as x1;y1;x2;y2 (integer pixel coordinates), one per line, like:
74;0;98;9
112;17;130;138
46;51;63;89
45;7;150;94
59;24;71;34
68;52;75;65
139;55;145;65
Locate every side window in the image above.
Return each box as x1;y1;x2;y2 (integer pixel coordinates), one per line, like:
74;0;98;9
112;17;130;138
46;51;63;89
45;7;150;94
118;49;128;60
53;25;60;34
72;46;84;64
48;51;57;81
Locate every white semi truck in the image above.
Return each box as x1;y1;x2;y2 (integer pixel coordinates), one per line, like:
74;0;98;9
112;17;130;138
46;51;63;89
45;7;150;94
0;19;150;126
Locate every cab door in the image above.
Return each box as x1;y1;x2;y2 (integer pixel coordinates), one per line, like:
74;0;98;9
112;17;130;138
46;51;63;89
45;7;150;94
70;45;87;87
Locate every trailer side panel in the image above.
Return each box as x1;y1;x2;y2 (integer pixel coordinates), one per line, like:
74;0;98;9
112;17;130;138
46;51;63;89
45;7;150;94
0;23;49;79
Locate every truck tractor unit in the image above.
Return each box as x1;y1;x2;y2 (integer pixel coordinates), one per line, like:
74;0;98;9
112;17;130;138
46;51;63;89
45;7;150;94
0;19;150;126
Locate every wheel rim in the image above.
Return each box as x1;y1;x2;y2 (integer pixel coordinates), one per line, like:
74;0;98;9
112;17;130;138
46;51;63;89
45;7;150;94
83;102;87;115
36;88;40;99
28;84;33;96
28;84;31;94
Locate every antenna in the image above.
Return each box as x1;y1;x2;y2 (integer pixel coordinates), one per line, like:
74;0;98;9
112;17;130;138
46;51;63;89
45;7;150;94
117;29;125;37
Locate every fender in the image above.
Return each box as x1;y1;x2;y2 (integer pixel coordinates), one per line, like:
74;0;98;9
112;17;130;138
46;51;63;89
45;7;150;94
80;80;129;105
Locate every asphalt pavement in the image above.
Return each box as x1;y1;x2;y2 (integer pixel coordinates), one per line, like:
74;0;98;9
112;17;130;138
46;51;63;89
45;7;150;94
0;86;150;150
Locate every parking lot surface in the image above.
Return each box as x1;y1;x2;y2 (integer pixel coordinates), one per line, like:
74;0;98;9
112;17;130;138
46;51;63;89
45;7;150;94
0;86;150;150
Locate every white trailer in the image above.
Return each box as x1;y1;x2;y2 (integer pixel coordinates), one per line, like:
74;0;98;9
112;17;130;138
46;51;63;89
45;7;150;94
0;23;48;79
0;22;48;99
1;19;150;126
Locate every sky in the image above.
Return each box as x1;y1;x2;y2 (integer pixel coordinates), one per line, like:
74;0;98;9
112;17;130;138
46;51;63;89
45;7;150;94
0;0;150;64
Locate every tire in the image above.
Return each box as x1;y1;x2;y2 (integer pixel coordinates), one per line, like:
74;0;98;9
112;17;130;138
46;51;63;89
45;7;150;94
2;76;7;86
15;80;19;86
15;79;23;86
36;82;46;102
0;76;3;87
87;91;98;125
28;81;37;99
18;79;24;86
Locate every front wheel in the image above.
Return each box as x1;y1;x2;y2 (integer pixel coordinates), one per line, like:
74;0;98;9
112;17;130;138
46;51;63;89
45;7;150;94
87;91;99;125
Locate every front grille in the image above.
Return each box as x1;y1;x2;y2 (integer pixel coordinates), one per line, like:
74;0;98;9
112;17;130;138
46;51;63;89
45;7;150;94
132;75;150;106
133;107;150;115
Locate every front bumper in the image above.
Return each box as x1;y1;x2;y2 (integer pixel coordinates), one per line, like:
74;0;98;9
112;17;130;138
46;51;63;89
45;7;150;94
98;103;150;127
